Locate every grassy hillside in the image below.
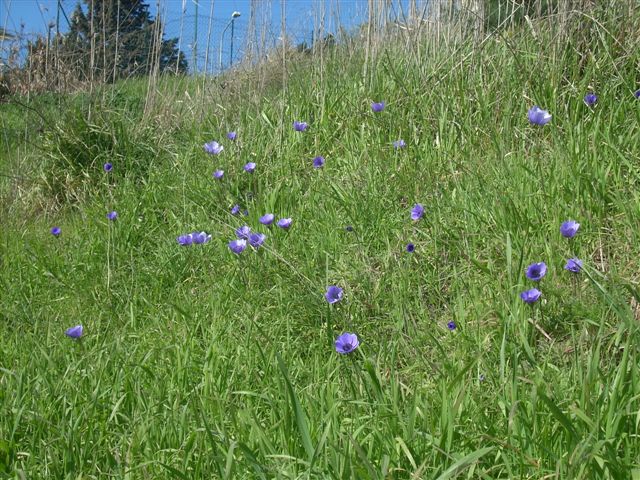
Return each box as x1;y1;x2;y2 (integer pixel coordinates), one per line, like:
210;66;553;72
1;3;640;478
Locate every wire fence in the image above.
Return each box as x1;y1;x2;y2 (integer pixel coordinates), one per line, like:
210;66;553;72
1;0;379;95
0;0;601;163
1;0;579;96
163;15;319;75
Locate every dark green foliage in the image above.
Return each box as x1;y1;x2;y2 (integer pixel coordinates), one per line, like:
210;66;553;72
0;439;15;474
64;0;187;82
484;0;556;30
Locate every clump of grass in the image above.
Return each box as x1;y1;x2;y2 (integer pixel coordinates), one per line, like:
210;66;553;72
40;101;165;204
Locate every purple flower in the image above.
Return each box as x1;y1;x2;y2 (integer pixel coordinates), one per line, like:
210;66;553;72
406;243;415;253
244;162;257;173
560;220;580;238
248;232;266;249
520;288;542;304
177;234;193;246
227;131;237;141
565;258;583;273
393;139;406;149
228;239;247;254
312;156;325;168
204;141;224;155
191;231;211;244
213;170;224;180
335;332;359;354
50;226;61;236
293;121;308;132
231;204;241;215
345;225;354;232
177;232;211;247
584;93;597;107
411;204;424;221
371;101;385;113
259;213;275;225
65;325;83;339
106;211;117;220
635;89;640;99
103;162;113;172
527;106;552;126
242;209;249;216
447;321;456;330
277;218;293;229
325;285;343;304
525;262;547;281
236;225;251;239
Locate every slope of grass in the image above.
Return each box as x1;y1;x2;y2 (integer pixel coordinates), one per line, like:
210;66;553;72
1;4;640;478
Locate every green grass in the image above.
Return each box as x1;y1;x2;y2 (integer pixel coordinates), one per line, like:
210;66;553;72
1;4;640;478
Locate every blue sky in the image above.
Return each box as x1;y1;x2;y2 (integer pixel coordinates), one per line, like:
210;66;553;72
2;1;412;72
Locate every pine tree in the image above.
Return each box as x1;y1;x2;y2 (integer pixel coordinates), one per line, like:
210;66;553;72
65;0;187;82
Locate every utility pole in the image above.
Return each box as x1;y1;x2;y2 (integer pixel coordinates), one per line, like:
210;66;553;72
192;0;199;73
229;14;235;67
219;11;240;72
55;0;61;89
56;0;61;36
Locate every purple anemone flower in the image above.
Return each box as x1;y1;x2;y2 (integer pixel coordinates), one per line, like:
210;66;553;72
345;225;354;232
106;211;117;220
371;101;385;113
335;332;359;354
520;288;542;304
325;285;343;304
312;156;325;168
527;106;552;126
406;243;415;253
249;232;266;249
213;170;224;180
565;258;583;273
393;139;406;149
51;226;61;236
411;204;424;221
191;231;211;244
228;239;247;254
259;213;275;225
103;162;113;172
227;131;237;141
584;93;597;107
242;209;249;216
634;89;640;99
235;225;251;239
177;234;193;246
244;162;257;173
447;321;456;331
65;325;83;339
525;262;547;281
560;220;580;238
231;204;241;215
277;218;293;229
204;141;224;155
293;121;308;132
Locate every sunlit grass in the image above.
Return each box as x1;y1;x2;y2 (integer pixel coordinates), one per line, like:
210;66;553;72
1;4;640;478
